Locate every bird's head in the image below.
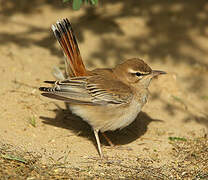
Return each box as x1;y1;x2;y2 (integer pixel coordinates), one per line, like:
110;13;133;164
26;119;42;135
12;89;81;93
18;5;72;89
114;58;166;88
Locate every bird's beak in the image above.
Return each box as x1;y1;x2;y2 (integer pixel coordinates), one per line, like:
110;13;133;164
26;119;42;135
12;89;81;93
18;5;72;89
152;70;167;77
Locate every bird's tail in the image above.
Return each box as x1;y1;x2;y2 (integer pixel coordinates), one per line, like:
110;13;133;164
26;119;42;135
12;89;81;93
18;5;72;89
52;18;87;77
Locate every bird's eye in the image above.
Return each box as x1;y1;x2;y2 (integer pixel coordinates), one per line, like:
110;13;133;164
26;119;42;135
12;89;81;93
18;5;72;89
135;72;143;76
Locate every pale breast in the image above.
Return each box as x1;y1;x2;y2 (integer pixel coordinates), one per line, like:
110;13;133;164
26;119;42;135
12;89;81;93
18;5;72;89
100;97;142;132
69;92;148;132
99;91;148;132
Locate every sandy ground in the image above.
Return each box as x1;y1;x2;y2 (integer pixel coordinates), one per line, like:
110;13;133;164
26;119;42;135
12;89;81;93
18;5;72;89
0;0;208;179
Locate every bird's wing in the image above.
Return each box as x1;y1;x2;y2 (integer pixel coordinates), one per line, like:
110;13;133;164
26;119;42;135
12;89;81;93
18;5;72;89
40;75;132;105
86;73;132;104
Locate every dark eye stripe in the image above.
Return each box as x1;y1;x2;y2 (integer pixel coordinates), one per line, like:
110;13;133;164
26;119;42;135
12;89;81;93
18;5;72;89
136;72;142;76
135;72;150;77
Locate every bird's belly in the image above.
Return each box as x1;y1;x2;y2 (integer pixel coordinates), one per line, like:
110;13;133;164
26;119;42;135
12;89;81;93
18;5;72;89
100;98;142;132
70;96;146;132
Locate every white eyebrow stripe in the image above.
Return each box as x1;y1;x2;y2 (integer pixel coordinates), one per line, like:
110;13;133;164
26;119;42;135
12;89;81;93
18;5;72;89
128;68;150;75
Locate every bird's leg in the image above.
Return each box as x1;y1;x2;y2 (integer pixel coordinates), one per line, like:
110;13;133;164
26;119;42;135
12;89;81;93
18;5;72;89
93;129;103;158
102;132;133;151
101;132;114;147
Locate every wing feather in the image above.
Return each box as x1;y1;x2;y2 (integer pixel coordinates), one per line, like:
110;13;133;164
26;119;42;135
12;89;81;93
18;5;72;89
40;74;132;105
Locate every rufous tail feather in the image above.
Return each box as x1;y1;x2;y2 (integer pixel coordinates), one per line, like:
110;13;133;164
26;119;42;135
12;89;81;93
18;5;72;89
51;18;87;77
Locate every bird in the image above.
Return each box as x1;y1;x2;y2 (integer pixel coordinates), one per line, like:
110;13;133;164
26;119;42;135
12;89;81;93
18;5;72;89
39;18;166;158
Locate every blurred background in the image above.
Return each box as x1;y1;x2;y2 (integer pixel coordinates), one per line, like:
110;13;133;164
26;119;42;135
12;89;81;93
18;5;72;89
1;0;208;90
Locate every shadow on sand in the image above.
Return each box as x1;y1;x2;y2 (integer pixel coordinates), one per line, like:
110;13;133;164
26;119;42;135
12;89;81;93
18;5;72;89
40;103;163;148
